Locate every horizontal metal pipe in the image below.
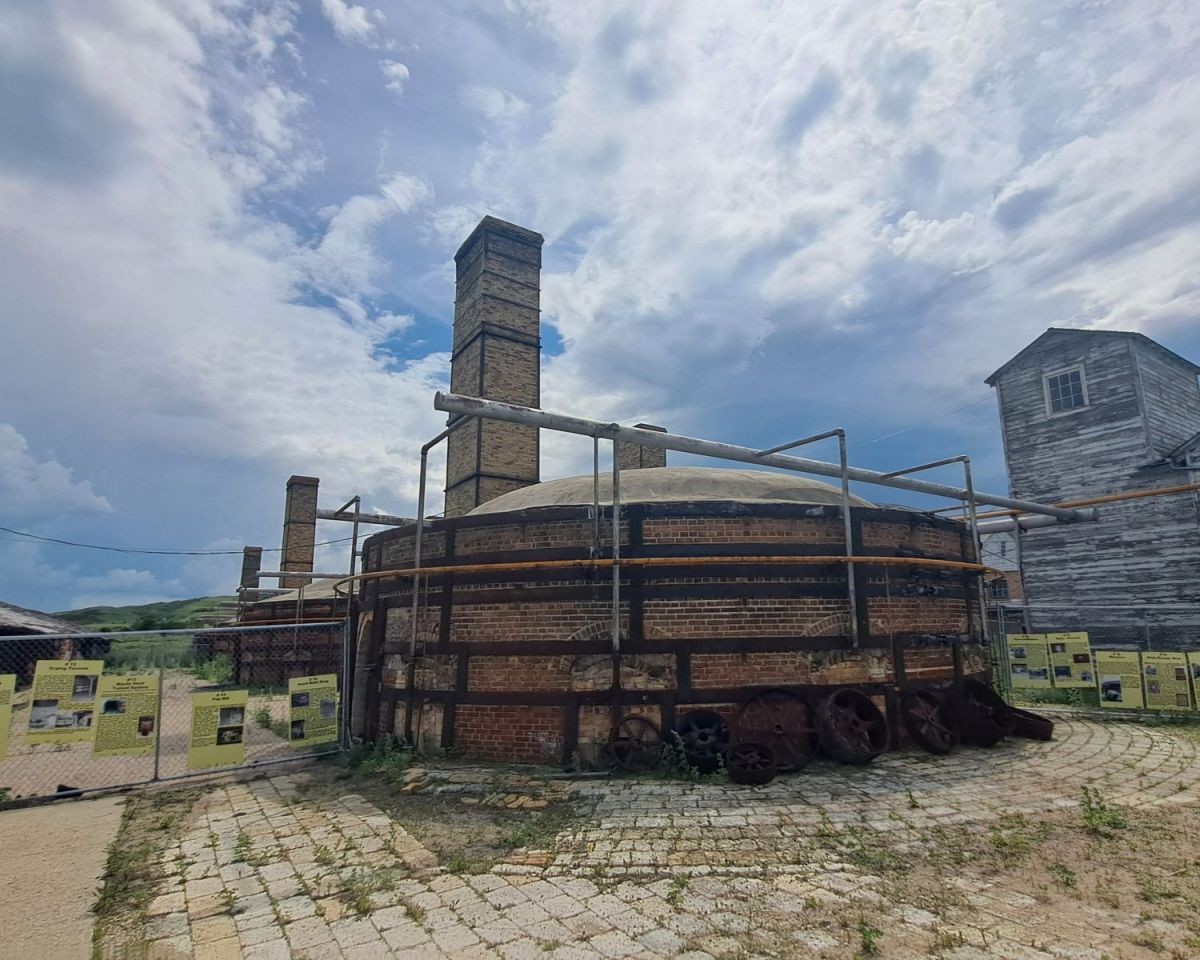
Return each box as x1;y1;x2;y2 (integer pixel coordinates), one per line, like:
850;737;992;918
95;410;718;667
316;509;414;526
970;481;1200;520
976;509;1098;534
433;393;1086;521
12;621;345;643
256;570;348;581
878;455;967;479
757;429;843;456
331;553;998;597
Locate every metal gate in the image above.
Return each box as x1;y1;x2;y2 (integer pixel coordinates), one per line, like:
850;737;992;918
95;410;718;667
0;620;349;804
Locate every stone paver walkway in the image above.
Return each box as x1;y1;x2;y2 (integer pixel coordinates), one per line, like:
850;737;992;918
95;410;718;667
138;717;1200;959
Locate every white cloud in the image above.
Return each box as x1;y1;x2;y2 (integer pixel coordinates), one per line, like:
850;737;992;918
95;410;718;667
459;84;528;123
320;0;375;44
0;424;111;522
380;60;409;96
69;567;185;609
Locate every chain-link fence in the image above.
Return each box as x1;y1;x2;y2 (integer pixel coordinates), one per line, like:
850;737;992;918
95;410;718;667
0;621;348;804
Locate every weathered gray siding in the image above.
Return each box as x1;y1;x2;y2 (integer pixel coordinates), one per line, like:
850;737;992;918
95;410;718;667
993;330;1200;651
1133;340;1200;456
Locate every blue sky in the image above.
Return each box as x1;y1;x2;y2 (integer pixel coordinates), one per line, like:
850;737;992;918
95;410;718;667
2;0;1200;611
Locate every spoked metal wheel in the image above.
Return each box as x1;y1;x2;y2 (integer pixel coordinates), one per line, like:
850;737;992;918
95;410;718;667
816;688;889;764
735;688;818;772
725;742;778;786
606;715;663;772
901;687;959;754
674;710;730;774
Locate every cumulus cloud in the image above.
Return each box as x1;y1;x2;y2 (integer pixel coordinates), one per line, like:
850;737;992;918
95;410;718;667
320;0;376;44
459;84;528;123
0;424;111;522
380;60;409;96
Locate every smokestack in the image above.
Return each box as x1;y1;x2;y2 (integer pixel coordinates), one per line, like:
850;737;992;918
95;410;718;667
280;475;318;588
617;423;668;470
239;546;263;590
444;217;544;517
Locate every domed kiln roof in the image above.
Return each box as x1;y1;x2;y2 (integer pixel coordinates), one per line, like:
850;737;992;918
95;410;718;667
467;466;874;515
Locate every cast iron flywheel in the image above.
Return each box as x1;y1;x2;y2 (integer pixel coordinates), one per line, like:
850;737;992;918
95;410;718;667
735;688;818;772
674;710;729;774
901;686;959;754
606;715;663;772
816;688;889;764
725;741;778;786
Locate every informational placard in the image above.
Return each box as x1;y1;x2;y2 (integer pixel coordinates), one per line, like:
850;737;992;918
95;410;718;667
0;674;15;761
93;675;160;757
1189;653;1200;712
1142;652;1192;712
1008;635;1051;688
1094;650;1144;709
1046;632;1094;688
26;660;104;744
187;689;248;769
288;674;338;747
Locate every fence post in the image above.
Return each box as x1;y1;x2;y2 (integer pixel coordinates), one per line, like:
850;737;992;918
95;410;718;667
152;632;165;782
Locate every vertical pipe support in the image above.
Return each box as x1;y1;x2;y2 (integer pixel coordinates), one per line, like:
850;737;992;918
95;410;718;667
592;436;601;558
1010;520;1032;633
836;432;860;650
611;435;621;656
962;459;988;646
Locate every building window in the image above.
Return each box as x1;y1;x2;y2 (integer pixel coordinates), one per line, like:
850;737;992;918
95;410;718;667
990;577;1010;600
1044;367;1087;414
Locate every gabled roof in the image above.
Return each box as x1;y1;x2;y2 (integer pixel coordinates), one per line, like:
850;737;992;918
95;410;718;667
0;600;82;636
985;328;1200;385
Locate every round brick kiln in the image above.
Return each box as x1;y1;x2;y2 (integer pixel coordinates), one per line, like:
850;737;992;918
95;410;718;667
353;467;991;773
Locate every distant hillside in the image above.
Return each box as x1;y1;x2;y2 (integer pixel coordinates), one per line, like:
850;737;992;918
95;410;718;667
54;596;237;631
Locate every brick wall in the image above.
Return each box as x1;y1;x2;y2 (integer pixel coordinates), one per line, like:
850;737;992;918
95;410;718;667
455;705;563;763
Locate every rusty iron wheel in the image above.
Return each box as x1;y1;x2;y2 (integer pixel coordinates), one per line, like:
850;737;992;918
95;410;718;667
606;715;663;772
674;710;729;774
735;688;818;772
816;688;889;764
901;687;959;754
959;678;1015;747
725;741;778;786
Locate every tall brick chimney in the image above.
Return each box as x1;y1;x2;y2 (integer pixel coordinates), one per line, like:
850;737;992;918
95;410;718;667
617;423;668;470
280;475;319;588
444;217;544;517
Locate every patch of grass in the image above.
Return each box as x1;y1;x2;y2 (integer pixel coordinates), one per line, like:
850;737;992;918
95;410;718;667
857;919;883;956
1081;787;1127;835
347;737;412;782
666;875;688;908
1140;878;1180;903
314;845;335;868
931;928;966;953
254;707;274;729
444;853;490;875
1051;863;1078;888
234;831;252;862
340;867;398;915
92;789;201;956
193;654;233;685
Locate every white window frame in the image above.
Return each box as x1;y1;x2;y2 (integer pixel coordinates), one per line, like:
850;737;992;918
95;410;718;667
1043;365;1088;417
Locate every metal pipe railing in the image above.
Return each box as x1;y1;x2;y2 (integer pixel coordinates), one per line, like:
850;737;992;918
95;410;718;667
433;393;1087;521
756;429;859;649
316;508;413;526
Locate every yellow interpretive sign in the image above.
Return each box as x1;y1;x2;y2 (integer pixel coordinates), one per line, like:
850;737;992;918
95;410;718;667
1046;633;1094;688
288;674;338;747
0;674;15;761
93;675;160;758
1141;652;1192;712
1094;651;1144;710
26;660;104;744
187;689;248;769
1008;635;1051;688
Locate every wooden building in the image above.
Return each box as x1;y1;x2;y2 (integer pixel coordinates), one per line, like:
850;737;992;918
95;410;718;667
986;328;1200;649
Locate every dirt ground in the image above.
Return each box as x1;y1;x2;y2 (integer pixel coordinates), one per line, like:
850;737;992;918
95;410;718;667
0;793;126;960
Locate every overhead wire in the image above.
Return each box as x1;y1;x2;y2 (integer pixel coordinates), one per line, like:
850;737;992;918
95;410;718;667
0;525;357;556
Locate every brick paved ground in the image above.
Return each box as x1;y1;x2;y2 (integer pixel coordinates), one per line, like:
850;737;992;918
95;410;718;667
118;716;1200;960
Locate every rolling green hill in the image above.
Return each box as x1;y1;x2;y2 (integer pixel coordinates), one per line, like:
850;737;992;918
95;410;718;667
53;596;237;631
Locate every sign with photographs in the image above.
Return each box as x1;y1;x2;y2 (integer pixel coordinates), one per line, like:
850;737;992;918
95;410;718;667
1007;635;1052;688
93;675;160;758
1141;652;1192;712
288;674;338;747
1189;653;1200;712
0;674;14;761
1046;632;1094;688
26;660;104;744
1094;650;1144;709
187;689;248;769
